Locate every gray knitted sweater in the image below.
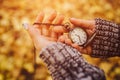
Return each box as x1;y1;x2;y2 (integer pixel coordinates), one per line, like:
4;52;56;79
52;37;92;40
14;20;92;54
91;18;120;58
40;42;106;80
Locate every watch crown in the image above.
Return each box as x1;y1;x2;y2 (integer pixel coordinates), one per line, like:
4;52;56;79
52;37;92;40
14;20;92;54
64;22;72;31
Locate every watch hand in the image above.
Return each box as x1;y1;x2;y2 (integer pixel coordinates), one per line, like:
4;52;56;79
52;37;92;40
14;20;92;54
75;34;82;44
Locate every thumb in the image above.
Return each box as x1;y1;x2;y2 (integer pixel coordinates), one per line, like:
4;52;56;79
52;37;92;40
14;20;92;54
69;18;95;29
23;23;43;51
23;23;52;51
23;23;40;40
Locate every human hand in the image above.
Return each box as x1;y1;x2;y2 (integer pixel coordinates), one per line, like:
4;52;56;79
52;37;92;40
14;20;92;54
69;18;96;55
23;11;65;52
53;18;96;55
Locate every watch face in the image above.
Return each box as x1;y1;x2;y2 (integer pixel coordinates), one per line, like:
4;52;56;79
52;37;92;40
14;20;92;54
69;27;87;46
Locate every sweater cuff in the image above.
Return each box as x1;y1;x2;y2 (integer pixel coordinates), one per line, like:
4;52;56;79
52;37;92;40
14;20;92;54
91;18;120;58
39;42;106;80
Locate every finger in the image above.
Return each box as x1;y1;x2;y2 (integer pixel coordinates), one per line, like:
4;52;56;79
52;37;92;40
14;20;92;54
52;14;66;34
55;14;65;37
82;49;87;54
46;11;57;23
81;46;92;55
65;38;72;45
52;26;66;33
64;33;72;45
23;23;42;49
86;46;92;55
58;35;65;43
42;11;57;36
71;43;80;50
34;12;44;26
51;14;64;39
86;29;94;36
27;24;40;40
50;30;58;39
34;12;44;34
70;18;95;29
54;14;64;24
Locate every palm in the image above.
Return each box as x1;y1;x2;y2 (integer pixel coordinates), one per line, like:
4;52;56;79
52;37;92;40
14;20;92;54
25;11;64;52
69;18;95;54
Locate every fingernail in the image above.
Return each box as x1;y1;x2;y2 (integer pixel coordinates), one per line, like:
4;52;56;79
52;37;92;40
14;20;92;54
22;23;29;30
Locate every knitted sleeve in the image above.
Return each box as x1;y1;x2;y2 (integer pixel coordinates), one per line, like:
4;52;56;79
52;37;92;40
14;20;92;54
39;42;106;80
91;18;120;58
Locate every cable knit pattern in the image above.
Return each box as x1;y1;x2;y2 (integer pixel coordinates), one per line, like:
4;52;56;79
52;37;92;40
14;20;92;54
39;42;106;80
91;18;120;58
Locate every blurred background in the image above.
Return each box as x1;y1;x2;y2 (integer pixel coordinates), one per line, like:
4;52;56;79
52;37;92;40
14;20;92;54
0;0;120;80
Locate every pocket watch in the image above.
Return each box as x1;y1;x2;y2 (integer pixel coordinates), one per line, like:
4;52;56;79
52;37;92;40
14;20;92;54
69;27;87;46
33;22;96;47
69;27;97;47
